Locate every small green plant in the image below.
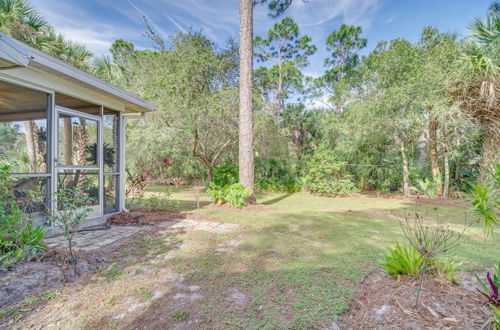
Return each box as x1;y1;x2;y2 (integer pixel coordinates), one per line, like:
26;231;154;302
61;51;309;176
434;259;462;285
49;189;92;262
225;183;252;208
303;145;357;195
381;243;426;278
470;163;499;238
172;311;189;321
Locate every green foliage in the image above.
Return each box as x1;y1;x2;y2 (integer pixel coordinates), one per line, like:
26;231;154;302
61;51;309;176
212;160;238;187
470;163;499;238
381;243;425;277
207;183;252;208
416;177;441;198
225;183;252;208
0;166;46;269
433;259;462;284
303;145;356;195
172;311;189;321
381;244;462;284
255;157;302;192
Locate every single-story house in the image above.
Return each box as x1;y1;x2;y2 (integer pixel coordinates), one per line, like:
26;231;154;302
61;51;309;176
0;32;155;224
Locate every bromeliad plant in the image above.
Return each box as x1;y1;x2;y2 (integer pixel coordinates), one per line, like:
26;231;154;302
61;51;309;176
49;189;92;262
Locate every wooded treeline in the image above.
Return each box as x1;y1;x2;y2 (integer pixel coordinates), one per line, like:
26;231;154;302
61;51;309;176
1;0;498;197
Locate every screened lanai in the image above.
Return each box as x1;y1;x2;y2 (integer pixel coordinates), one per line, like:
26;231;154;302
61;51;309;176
0;33;155;224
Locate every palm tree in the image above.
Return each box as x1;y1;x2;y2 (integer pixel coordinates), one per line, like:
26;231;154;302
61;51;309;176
0;0;55;53
462;6;499;177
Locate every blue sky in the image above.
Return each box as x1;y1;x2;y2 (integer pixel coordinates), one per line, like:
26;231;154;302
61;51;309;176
31;0;491;77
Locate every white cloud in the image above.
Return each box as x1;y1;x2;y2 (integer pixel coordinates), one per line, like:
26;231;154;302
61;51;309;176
31;0;143;57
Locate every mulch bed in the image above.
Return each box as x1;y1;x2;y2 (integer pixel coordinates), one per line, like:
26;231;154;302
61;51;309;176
0;249;106;308
341;268;492;329
106;209;220;226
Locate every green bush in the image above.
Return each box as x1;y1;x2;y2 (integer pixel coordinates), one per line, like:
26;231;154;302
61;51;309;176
206;183;229;204
381;243;426;277
225;183;252;208
206;183;251;208
303;145;357;195
0;166;46;269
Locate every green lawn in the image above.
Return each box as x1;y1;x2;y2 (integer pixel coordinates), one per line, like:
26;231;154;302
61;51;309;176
144;186;498;327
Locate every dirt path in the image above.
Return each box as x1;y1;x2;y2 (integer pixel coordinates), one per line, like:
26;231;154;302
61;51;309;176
0;218;243;329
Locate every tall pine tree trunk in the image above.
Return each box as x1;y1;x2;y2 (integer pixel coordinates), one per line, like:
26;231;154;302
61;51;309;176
396;135;411;197
428;117;442;197
239;0;255;203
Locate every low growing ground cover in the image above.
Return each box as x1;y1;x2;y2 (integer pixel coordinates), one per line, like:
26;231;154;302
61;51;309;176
1;187;498;329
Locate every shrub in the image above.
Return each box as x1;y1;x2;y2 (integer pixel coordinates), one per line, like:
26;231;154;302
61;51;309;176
303;145;356;195
206;183;251;208
0;166;47;269
225;183;252;208
206;183;229;204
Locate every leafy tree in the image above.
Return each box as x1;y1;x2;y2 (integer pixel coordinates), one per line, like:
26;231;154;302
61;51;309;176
316;24;367;112
125;32;239;181
303;145;356;195
254;17;316;118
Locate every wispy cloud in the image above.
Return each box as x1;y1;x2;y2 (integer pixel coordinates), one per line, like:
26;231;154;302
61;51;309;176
163;13;187;33
125;0;170;40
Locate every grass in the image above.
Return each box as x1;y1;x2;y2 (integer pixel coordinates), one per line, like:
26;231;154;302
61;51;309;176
4;187;498;329
156;188;498;328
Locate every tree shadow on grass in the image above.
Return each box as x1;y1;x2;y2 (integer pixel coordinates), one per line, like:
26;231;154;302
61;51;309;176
261;193;294;205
